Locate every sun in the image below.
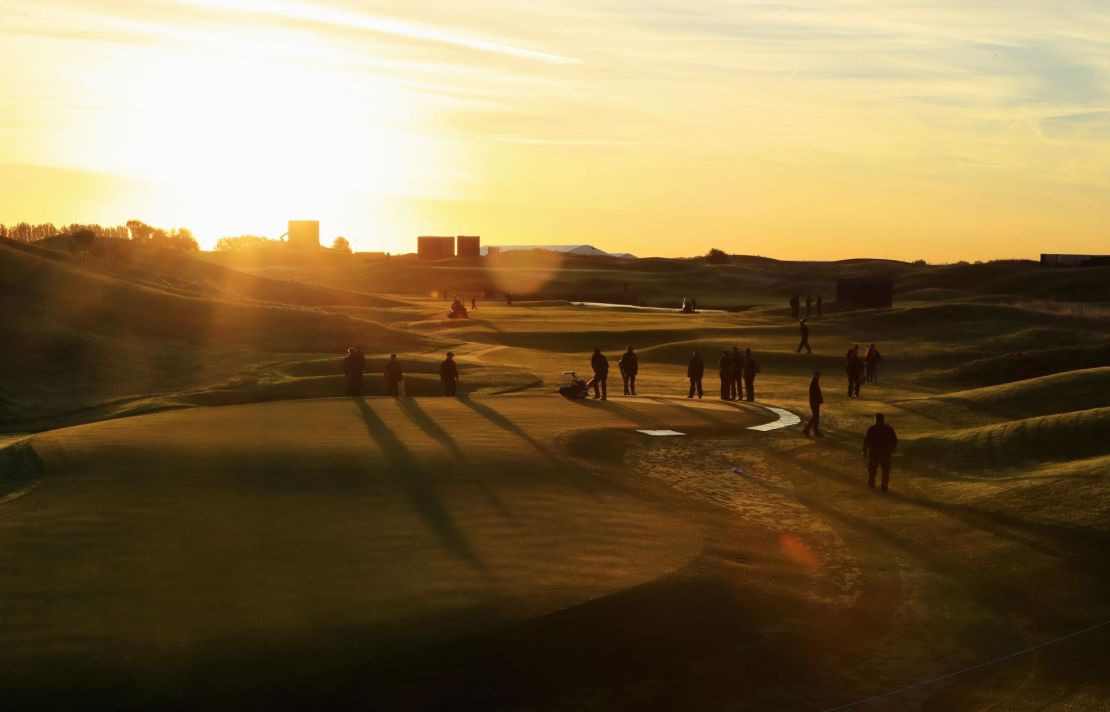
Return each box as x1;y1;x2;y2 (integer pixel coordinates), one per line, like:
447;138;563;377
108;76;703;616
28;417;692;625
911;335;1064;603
67;25;428;246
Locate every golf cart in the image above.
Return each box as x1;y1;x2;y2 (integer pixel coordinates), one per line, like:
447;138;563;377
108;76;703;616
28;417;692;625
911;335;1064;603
558;370;589;399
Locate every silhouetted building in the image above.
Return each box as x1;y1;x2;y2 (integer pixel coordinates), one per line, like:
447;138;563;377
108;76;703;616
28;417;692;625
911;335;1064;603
836;277;893;308
288;220;319;250
417;236;455;260
1040;253;1110;267
456;235;481;258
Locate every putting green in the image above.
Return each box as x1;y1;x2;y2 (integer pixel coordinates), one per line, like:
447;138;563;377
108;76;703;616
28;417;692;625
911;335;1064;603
1;395;778;705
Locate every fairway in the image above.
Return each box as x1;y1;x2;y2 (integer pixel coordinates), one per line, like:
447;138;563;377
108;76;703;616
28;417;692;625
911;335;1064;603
2;239;1108;709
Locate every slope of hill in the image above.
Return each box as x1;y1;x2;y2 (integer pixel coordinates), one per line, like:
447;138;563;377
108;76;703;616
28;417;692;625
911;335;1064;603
0;239;430;428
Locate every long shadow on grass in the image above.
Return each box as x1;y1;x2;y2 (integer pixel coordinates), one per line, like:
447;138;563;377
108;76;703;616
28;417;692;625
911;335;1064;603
397;398;512;518
458;395;603;495
352;397;486;572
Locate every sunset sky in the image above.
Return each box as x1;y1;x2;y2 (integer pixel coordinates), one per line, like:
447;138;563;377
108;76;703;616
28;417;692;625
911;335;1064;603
1;0;1107;259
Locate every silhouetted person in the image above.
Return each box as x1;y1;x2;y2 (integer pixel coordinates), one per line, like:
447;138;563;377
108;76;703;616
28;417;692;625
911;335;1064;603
743;348;759;401
789;294;800;318
863;413;898;493
846;344;863;397
796;318;811;353
385;353;404;397
588;347;609;400
865;343;882;384
687;350;704;399
730;346;743;400
506;292;513;307
440;351;459;396
718;351;733;400
343;347;363;396
802;370;823;437
471;297;477;311
805;293;813;318
816;294;823;317
618;345;638;396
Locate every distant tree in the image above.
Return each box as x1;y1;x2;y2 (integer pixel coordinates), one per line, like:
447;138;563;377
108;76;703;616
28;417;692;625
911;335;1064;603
215;235;281;252
127;219;154;243
69;228;96;255
912;259;927;266
170;227;199;252
705;247;730;264
331;236;352;254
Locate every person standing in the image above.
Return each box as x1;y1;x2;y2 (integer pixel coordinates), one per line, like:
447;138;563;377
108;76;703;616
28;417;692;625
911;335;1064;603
729;346;743;401
506;292;513;307
588;347;609;400
618;345;638;396
805;294;813;319
789;294;800;319
863;413;898;493
440;351;459;396
742;348;759;402
343;347;358;396
846;344;863;397
864;343;882;384
384;353;404;397
796;318;812;354
802;370;823;437
687;350;704;399
718;351;733;400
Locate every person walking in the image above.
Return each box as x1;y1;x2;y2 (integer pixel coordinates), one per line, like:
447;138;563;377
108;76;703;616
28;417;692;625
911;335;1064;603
742;348;759;401
471;296;478;311
864;343;882;384
846;344;863;397
729;346;743;401
343;347;358;396
618;345;638;396
718;351;733;400
385;353;404;397
796;318;812;354
440;351;459;396
687;350;704;399
863;413;898;493
588;347;609;400
816;294;823;318
802;370;823;437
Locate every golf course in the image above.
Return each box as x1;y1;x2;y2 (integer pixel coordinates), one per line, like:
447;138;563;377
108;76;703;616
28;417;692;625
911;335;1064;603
2;237;1109;710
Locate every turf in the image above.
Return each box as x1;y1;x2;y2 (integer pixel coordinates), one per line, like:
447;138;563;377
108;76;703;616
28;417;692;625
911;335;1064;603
1;242;1108;709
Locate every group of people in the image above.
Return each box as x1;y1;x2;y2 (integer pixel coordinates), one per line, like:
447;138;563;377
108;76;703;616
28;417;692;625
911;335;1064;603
583;346;640;399
343;351;462;397
578;346;761;402
790;293;822;319
844;343;883;397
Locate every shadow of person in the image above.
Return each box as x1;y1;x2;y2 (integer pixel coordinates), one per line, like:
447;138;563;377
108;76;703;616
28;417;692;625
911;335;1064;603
351;397;487;573
397;398;512;519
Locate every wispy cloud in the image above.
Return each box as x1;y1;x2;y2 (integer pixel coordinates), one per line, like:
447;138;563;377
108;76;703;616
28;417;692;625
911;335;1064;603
178;0;579;64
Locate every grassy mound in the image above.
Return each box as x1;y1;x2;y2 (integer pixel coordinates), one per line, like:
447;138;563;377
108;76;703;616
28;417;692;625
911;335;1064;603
0;440;44;503
898;367;1110;424
904;406;1110;471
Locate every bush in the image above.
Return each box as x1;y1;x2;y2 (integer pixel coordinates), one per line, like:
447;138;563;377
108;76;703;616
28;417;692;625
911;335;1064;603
705;248;730;264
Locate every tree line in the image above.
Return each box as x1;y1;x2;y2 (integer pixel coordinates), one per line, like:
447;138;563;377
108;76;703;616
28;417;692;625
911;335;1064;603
0;220;198;252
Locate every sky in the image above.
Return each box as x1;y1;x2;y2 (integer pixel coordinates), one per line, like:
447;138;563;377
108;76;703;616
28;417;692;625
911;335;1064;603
1;0;1108;260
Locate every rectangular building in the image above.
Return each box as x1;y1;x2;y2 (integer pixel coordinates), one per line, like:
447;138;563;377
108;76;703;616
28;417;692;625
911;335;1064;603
1040;254;1110;267
456;235;480;258
288;220;320;250
836;277;893;308
417;236;455;260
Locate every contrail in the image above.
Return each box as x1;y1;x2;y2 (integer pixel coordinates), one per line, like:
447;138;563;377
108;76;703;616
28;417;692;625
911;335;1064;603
181;0;579;65
783;59;801;91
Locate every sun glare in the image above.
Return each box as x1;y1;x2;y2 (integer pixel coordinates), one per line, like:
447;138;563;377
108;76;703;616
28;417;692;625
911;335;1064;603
64;25;432;246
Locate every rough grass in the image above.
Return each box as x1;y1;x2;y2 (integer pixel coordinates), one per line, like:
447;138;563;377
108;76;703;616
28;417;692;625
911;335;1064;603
904;406;1110;471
